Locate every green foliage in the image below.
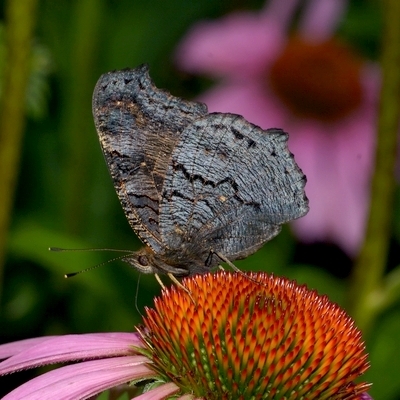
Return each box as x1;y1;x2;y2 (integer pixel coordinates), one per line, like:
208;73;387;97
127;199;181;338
367;309;400;399
0;1;399;399
0;23;52;118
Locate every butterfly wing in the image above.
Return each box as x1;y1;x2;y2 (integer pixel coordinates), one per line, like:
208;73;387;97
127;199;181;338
92;65;207;252
160;113;308;264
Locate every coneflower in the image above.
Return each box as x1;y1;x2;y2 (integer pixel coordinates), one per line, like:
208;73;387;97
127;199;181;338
0;271;372;399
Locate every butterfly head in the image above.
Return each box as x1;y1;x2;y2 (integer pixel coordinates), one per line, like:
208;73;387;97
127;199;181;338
124;246;190;277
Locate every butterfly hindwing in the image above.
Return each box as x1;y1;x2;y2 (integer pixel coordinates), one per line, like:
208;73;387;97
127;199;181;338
159;113;308;263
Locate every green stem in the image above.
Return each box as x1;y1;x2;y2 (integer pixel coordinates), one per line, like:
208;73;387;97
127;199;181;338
347;0;400;334
0;0;39;301
61;0;102;235
371;265;400;315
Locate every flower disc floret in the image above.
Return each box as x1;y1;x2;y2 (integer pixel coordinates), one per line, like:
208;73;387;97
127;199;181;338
141;271;370;399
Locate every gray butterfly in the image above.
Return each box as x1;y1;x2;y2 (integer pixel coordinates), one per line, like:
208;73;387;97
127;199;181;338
92;64;308;277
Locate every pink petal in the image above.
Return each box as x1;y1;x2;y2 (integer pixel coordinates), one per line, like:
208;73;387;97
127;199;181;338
287;62;378;255
175;0;302;79
175;12;282;79
298;0;348;42
360;63;381;106
0;333;143;375
3;355;154;400
198;81;286;129
289;109;375;255
259;0;300;25
134;382;180;400
0;337;56;360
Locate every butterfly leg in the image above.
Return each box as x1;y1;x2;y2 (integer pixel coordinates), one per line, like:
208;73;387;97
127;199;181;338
155;273;166;290
205;249;234;272
213;251;268;287
167;273;196;304
213;251;242;273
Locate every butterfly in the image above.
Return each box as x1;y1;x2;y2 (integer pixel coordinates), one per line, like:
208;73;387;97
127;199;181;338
92;64;308;277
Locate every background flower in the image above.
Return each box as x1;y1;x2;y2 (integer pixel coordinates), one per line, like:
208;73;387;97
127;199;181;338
175;0;380;257
0;1;397;399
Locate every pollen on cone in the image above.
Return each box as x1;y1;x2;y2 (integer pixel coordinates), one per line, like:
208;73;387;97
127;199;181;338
141;271;371;399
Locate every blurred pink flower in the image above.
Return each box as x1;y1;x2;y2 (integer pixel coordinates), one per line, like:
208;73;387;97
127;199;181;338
175;0;380;256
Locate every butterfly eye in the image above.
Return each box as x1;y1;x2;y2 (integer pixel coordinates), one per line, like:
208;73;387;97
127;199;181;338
138;255;149;266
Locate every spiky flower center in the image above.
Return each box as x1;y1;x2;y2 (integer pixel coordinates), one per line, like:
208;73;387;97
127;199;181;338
142;272;370;399
268;37;363;122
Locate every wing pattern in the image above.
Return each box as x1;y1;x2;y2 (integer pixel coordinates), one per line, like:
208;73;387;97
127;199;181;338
92;66;308;275
160;113;308;264
92;65;207;252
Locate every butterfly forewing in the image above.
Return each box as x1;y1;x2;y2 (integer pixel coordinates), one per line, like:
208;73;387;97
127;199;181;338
92;65;207;253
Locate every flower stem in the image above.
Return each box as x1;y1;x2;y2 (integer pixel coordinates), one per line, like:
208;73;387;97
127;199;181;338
0;0;39;302
372;265;400;315
60;0;102;235
347;0;400;334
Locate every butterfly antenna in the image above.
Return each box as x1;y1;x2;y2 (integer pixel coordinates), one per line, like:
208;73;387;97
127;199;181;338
134;274;145;318
64;253;134;278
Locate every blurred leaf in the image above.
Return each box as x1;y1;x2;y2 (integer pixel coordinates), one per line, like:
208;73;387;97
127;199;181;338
284;264;346;306
392;187;400;243
0;25;4;75
7;220;157;331
8;219;109;275
339;0;382;59
25;42;52;119
235;226;297;275
97;389;131;400
0;23;52;119
366;309;400;399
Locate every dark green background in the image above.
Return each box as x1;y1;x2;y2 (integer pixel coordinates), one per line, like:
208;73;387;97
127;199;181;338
1;1;398;399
